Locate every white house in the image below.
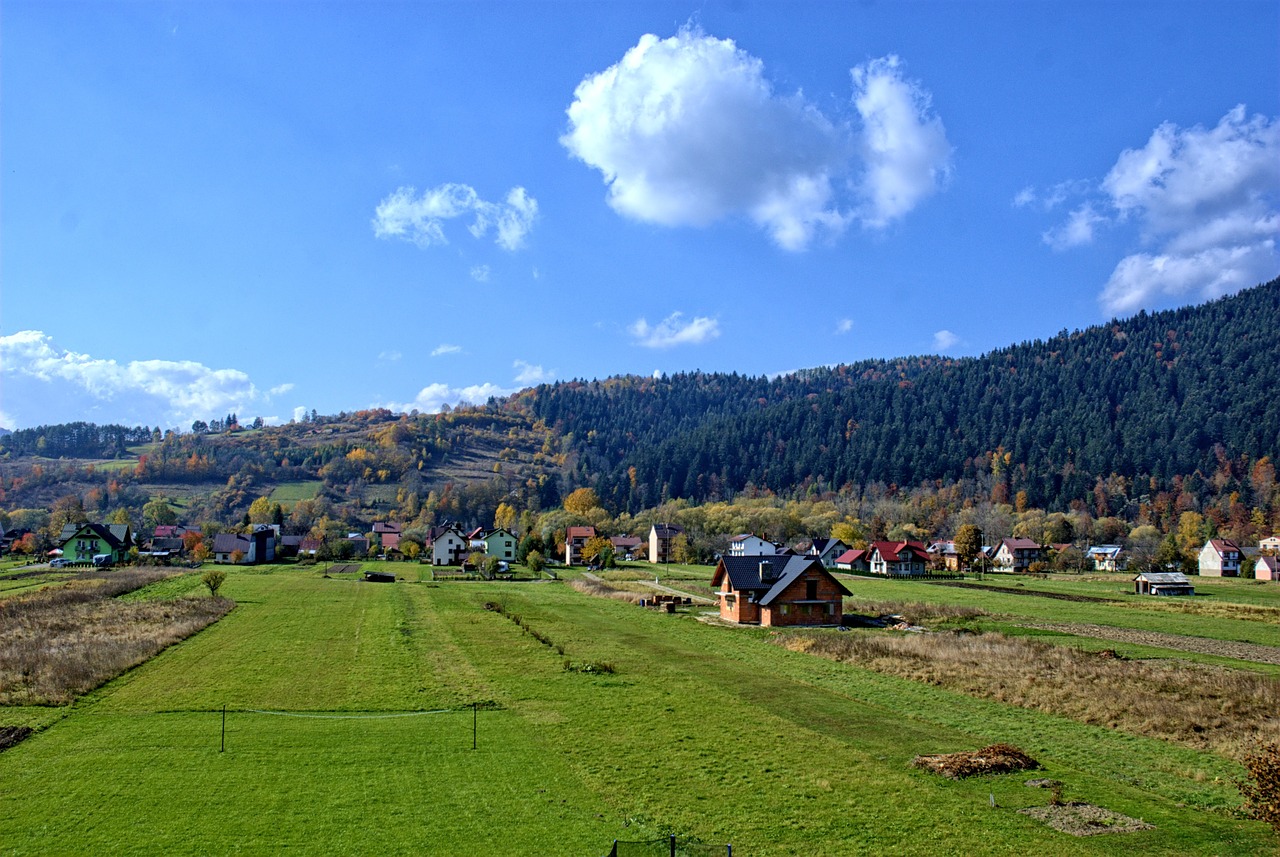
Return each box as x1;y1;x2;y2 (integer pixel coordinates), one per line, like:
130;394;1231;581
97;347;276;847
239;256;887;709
1198;539;1242;577
807;538;849;568
1087;545;1124;571
429;525;469;567
728;534;775;557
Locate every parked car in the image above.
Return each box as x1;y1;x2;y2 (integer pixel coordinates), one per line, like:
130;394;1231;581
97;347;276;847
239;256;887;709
49;558;69;568
92;554;113;568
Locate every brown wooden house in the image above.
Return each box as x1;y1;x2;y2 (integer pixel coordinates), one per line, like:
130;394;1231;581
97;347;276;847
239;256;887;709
712;555;851;626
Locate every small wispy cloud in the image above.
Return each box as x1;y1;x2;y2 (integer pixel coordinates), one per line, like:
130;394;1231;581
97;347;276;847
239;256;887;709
470;265;491;283
629;312;721;348
513;360;555;385
933;329;960;351
431;344;462;357
835;318;853;335
377;350;402;362
372;183;538;251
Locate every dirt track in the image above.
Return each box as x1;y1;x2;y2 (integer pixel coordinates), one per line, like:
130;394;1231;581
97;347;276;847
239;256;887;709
1022;621;1280;664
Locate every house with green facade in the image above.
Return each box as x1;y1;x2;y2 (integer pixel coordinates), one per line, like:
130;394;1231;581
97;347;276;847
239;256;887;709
57;523;134;564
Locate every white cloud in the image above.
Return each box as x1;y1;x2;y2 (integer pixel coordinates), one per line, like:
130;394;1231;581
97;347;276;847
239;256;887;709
269;383;295;396
835;318;853;335
292;406;309;423
1042;203;1104;250
430;344;462;357
513;360;555;385
1037;106;1280;314
377;350;402;362
851;55;953;229
932;329;960;351
562;28;949;250
629;312;721;348
0;330;286;429
469;265;491;283
383;382;515;415
372;183;538;251
1012;186;1036;208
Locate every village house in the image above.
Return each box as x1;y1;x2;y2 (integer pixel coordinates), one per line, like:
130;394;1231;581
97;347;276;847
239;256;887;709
1255;555;1280;581
834;548;871;573
728;533;775;557
372;522;401;552
428;524;468;566
927;540;960;571
564;525;596;566
212;526;275;564
1087;545;1125;572
1259;535;1280;555
483;528;518;562
58;522;135;564
712;555;852;627
806;537;849;568
993;537;1044;572
609;535;644;560
1198;539;1243;577
649;523;685;564
867;541;930;576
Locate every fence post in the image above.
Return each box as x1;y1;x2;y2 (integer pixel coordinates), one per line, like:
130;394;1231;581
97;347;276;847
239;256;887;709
670;834;676;857
220;704;226;753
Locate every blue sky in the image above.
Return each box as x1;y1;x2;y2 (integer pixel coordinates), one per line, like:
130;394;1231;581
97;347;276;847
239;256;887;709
3;1;1277;431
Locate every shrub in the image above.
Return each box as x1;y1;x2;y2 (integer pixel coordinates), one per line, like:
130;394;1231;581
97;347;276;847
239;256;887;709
1241;741;1280;833
202;569;227;597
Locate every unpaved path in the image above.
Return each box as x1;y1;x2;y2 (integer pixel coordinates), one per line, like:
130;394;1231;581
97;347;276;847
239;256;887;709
1022;621;1280;664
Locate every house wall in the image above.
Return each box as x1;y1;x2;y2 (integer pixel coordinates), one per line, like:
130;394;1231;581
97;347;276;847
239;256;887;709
485;532;516;561
729;536;773;557
67;535;110;562
760;572;845;627
717;577;761;623
1198;542;1239;577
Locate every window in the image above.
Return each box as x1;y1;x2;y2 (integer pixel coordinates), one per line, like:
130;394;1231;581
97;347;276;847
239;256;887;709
805;580;818;600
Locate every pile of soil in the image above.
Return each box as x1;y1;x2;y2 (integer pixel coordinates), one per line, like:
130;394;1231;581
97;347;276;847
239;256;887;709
913;743;1040;779
1019;802;1154;836
0;725;33;752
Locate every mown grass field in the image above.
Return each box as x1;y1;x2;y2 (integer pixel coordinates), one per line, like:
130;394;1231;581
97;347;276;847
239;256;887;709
1;566;1277;855
268;480;324;503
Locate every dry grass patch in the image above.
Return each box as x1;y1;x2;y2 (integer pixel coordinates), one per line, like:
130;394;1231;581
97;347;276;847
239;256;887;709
1019;803;1154;836
776;629;1280;759
843;599;986;625
913;743;1039;779
569;578;645;604
0;570;233;705
1117;596;1280;624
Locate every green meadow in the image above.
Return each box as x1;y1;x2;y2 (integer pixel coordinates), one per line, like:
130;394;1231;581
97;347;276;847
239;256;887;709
1;567;1276;855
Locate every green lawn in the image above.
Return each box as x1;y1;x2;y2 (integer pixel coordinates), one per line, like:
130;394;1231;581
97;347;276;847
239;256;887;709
1;568;1274;855
268;480;324;503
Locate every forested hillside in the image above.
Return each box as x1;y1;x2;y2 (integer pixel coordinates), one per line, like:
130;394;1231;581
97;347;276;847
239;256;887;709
2;279;1277;545
518;278;1280;514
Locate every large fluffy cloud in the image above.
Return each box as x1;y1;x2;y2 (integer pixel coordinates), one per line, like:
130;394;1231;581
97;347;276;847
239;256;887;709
381;360;556;415
373;184;538;251
561;29;951;250
1035;106;1279;314
0;330;288;429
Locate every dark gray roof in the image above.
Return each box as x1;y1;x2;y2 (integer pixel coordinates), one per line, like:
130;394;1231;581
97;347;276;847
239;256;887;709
58;522;132;550
213;533;251;553
652;523;684;537
715;555;852;604
1134;571;1191;584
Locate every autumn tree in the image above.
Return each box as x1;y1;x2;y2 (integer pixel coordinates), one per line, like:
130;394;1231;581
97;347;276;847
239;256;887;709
525;550;545;574
954;524;983;570
581;535;613;565
202;568;227;597
564;487;601;516
248;496;282;525
494;502;517;532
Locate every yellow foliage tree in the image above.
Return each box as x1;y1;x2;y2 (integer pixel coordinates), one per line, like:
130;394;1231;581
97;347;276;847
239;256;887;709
564;487;601;516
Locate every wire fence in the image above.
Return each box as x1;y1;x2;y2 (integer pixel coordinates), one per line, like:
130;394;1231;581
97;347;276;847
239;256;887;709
605;836;731;856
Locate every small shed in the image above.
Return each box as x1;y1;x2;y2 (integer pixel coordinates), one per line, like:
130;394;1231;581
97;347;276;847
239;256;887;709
1133;571;1195;596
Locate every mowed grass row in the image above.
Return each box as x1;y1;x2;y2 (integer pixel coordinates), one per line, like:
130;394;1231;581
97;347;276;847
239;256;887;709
1;568;1274;855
